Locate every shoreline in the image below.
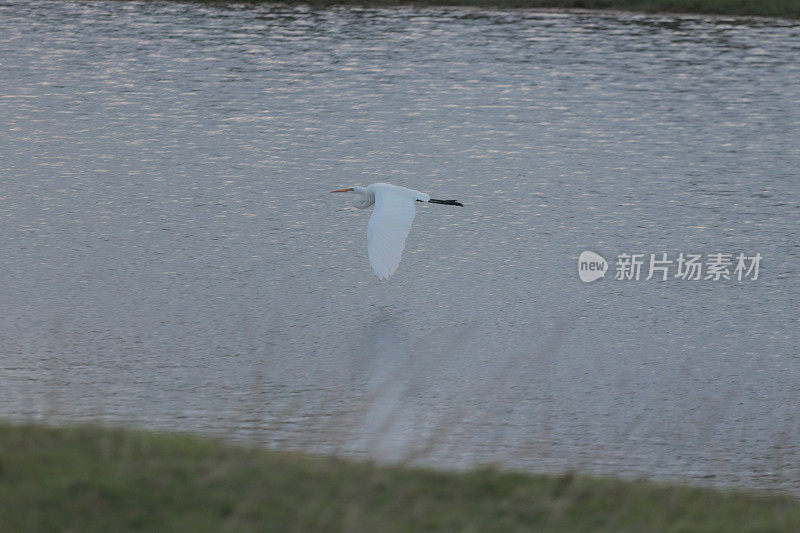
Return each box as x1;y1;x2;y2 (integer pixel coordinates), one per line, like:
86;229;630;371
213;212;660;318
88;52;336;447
3;423;799;531
226;0;800;19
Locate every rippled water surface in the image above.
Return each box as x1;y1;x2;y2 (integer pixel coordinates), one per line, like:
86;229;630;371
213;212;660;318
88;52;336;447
1;0;799;493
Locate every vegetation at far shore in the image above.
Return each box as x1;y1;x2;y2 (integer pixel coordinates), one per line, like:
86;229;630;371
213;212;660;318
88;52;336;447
1;423;800;531
266;0;800;19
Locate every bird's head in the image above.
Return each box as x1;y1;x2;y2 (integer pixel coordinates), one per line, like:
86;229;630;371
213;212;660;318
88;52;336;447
331;186;373;208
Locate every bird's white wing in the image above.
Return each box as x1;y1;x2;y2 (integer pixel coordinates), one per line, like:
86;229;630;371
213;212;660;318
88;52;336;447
367;189;419;280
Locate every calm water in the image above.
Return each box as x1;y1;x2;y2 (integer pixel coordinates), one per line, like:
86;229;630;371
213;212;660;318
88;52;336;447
1;0;799;493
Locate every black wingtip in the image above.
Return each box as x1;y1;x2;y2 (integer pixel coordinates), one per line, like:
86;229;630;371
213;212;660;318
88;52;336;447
428;198;464;207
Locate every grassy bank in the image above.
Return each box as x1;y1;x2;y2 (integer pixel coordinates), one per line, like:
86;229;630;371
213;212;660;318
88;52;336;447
1;423;799;532
281;0;800;19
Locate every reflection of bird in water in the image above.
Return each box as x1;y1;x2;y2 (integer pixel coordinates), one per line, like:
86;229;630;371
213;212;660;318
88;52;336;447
353;310;414;460
332;183;463;280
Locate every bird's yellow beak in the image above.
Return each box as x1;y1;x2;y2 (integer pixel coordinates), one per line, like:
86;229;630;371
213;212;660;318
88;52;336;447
331;188;354;193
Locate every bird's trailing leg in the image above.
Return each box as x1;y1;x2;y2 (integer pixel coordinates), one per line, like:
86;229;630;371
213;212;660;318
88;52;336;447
419;198;464;207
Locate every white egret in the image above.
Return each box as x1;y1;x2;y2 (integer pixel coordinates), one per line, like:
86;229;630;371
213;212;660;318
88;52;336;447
332;183;463;280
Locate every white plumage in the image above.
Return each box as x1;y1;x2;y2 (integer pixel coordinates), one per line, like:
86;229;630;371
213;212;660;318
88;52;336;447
331;182;461;280
367;183;429;280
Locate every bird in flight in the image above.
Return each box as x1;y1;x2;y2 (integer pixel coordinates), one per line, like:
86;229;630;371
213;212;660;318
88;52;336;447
332;183;463;280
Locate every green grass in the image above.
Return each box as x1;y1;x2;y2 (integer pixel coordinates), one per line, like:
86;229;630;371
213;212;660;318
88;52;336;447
1;423;799;532
268;0;800;18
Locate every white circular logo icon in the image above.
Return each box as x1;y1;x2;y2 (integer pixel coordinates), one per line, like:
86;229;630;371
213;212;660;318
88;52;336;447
578;251;608;282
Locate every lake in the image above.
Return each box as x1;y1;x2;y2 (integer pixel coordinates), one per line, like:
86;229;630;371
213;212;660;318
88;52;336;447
1;0;799;494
